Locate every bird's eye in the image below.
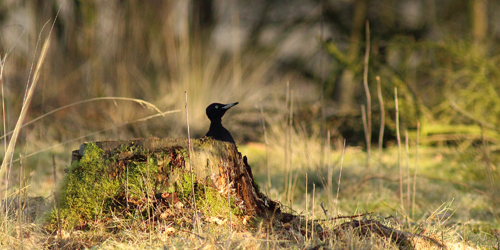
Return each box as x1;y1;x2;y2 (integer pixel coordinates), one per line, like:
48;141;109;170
215;105;218;109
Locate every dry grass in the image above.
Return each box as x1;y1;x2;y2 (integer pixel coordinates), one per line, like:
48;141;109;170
0;118;497;249
0;194;484;249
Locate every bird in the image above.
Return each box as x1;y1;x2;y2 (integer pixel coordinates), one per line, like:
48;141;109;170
205;102;238;144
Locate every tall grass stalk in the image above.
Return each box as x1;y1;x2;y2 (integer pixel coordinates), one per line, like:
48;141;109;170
1;54;9;195
312;183;316;242
405;130;410;226
290;165;300;208
10;109;180;163
327;130;332;202
287;90;294;206
184;92;192;160
260;105;271;191
52;155;61;246
146;154;152;244
305;173;308;241
376;76;384;161
184;91;198;233
319;0;326;191
0;27;24;161
395;87;404;212
1;61;7;206
0;21;52;186
126;159;130;211
412;122;419;219
0;97;164;141
18;156;23;248
362;20;371;168
361;104;368;146
335;139;346;216
284;82;290;205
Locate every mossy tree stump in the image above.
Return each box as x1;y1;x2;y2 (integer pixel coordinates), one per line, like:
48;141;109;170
50;137;279;230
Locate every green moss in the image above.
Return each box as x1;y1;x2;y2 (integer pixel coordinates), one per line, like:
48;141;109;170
54;143;121;229
126;160;160;199
197;184;244;219
174;173;194;201
47;143;172;230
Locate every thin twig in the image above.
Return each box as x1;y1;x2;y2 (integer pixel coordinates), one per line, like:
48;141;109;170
126;162;129;210
288;90;294;207
395;87;403;212
52;155;61;247
336;139;346;216
305;173;308;242
312;212;374;222
376;76;385;161
18;156;23;248
412;122;419;219
320;202;328;220
405;130;410;226
312;183;316;241
361;104;368;150
363;20;371;168
284;82;290;205
319;0;327;198
327;130;332;202
184;91;198;233
146;154;152;244
259;105;271;191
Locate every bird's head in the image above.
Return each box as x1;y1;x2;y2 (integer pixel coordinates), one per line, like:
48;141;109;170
206;102;238;121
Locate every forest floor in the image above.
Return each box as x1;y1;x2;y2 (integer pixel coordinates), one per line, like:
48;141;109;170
0;141;498;249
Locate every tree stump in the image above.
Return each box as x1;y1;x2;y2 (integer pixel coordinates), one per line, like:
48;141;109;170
49;137;280;230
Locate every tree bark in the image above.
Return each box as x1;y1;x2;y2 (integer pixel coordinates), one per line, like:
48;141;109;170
471;0;488;44
336;0;367;113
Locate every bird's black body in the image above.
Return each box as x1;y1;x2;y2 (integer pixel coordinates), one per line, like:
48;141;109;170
205;102;238;144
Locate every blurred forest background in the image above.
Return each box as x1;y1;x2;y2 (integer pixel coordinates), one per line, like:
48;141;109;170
1;0;499;144
0;0;499;223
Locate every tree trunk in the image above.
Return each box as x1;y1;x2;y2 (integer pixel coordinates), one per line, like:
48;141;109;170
336;0;367;113
471;0;488;44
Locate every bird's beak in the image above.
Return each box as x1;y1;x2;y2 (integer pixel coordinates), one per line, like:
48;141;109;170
222;102;238;109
